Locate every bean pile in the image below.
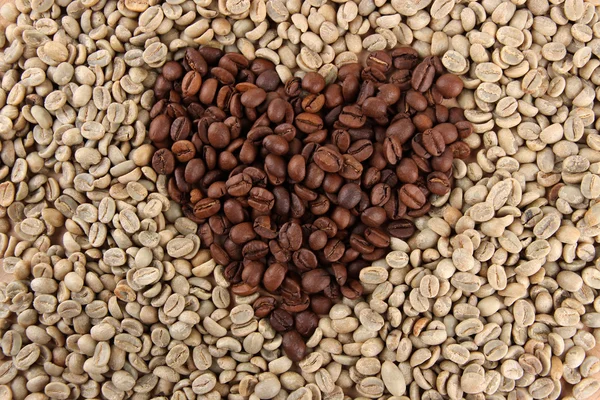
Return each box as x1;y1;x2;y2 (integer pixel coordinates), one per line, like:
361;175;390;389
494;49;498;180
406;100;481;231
148;47;473;357
0;0;600;399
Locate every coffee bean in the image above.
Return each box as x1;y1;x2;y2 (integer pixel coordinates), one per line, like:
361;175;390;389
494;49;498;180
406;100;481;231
270;308;294;332
426;171;451;195
422;129;446;156
282;331;307;362
152;149;176;175
313;147;343;173
399;184;427;209
301;269;331;294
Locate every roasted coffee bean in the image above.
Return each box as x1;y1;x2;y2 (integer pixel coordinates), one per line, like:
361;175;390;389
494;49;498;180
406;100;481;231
323;239;345;262
435;73;463;98
301;269;331;294
338;183;362;209
302;72;326;94
313;147;343;173
282;331;307;362
294;310;320;337
388;219;416;239
149;50;470;332
270;308;294;332
263;263;287;292
399;184;427;209
422;128;446;156
226;173;252;197
242;240;269;260
293;248;318;271
279;222;303;251
308;230;328;250
253;296;277;318
370;183;391;207
152;149;176;175
248;188;275;212
230;222;256;244
253;215;277;239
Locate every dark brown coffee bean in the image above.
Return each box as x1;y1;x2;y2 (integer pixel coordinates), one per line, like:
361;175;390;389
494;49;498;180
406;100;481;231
163;61;184;81
152;148;176;174
184;158;206;183
264;154;287;185
310;295;333;315
313;147;343;173
186;48;209;74
207;122;231;149
396;158;419;183
370;183;391;207
210;243;231;266
253;215;278;239
302;72;326;94
256;69;280;91
383;135;403;165
448;141;470;160
412;60;436;92
347;139;374;162
349;234;375;254
292;248;318;271
340;279;364;299
278;222;303;251
242;240;269;260
263;263;288;292
253;296;277;318
287;154;306;182
361;207;387;227
426;171;451;195
193;198;221;219
225;173;252;197
339;154;363;180
241;87;267;108
181;71;202;97
263;135;289;156
231;282;259;296
248;187;275;212
364;227;390;248
241;260;264;286
295;113;324;133
399;184;427;209
405;90;428;112
170;116;192;141
302;93;326;113
295;310;319;337
422;129;445;156
308;230;328;250
301;269;331;294
270;308;294;332
230;222;256;244
339;105;366;128
431;148;454;171
361;97;387;119
282;330;307;362
435;73;463;98
456;120;473;138
207;181;227;198
149;114;171;142
337;183;362;209
366;51;392;72
310;195;330;215
171;140;196;162
323;239;345;262
388;219;415;239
